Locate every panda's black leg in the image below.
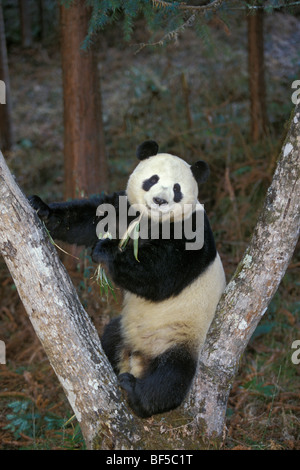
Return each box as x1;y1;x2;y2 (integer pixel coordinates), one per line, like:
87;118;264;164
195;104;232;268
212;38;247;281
101;316;124;374
118;345;197;418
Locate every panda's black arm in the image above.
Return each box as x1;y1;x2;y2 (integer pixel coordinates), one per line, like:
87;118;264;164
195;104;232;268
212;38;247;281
29;191;126;248
92;235;216;301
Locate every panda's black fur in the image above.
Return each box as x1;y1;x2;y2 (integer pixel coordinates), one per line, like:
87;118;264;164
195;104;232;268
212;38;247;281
30;141;225;418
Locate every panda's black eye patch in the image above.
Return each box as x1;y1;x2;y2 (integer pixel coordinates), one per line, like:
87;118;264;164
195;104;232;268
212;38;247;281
173;183;183;203
142;174;159;191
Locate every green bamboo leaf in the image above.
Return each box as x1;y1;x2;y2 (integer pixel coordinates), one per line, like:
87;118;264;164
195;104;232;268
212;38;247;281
93;264;117;302
133;223;140;261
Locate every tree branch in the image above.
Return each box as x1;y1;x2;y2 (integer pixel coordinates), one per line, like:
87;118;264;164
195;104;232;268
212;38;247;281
135;13;197;53
0;151;146;449
152;0;225;13
188;103;300;438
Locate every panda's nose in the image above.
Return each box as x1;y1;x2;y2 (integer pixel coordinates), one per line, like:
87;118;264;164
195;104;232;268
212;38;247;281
153;197;168;206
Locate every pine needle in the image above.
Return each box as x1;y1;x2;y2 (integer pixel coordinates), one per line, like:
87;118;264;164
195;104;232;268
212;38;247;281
63;414;76;427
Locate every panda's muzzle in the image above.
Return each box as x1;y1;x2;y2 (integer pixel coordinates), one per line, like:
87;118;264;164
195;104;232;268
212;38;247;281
153;197;168;206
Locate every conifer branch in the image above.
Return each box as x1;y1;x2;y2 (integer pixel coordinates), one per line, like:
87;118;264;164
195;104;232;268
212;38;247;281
135;13;197;53
152;0;225;13
226;1;300;11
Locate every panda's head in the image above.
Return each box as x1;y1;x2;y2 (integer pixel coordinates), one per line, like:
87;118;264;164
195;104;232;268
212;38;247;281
126;140;210;222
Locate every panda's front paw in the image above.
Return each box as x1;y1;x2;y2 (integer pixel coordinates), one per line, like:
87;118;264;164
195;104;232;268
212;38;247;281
29;195;51;220
118;372;136;394
92;238;117;264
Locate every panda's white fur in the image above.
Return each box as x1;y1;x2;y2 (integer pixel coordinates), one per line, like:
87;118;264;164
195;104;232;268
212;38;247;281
126;153;199;223
119;253;226;378
118;151;226;380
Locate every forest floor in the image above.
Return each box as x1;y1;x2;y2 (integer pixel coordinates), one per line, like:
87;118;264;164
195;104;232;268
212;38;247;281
0;10;299;450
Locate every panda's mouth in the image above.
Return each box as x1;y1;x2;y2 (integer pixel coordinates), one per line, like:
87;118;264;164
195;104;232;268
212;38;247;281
146;202;171;213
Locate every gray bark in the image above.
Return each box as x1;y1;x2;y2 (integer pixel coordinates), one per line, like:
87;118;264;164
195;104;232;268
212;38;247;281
187;103;300;438
0;150;145;449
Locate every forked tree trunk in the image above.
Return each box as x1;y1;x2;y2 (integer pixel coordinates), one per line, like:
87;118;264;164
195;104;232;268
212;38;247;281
0;105;299;449
60;0;108;199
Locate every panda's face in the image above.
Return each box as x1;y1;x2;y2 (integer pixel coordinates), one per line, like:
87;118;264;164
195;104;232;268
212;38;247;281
126;153;199;222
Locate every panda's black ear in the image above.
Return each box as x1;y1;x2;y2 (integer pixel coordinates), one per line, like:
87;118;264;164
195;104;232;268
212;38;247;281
190;160;210;184
136;140;159;160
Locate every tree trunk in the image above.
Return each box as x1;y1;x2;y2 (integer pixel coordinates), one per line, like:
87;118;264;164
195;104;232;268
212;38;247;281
0;2;14;152
187;104;300;439
247;8;268;142
0;149;145;449
19;0;32;48
37;0;45;43
0;105;299;449
60;0;108;200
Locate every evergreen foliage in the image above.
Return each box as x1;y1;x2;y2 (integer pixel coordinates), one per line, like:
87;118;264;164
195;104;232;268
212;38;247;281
59;0;228;48
58;0;300;49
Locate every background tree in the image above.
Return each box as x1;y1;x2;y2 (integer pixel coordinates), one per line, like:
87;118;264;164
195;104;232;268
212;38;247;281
60;0;107;199
247;3;268;142
18;0;32;48
0;0;13;152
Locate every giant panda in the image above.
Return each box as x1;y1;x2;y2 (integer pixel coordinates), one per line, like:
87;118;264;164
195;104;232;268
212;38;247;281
30;140;226;418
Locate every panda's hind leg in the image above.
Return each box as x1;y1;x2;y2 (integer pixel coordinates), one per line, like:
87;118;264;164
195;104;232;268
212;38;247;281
101;316;124;374
118;345;197;418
